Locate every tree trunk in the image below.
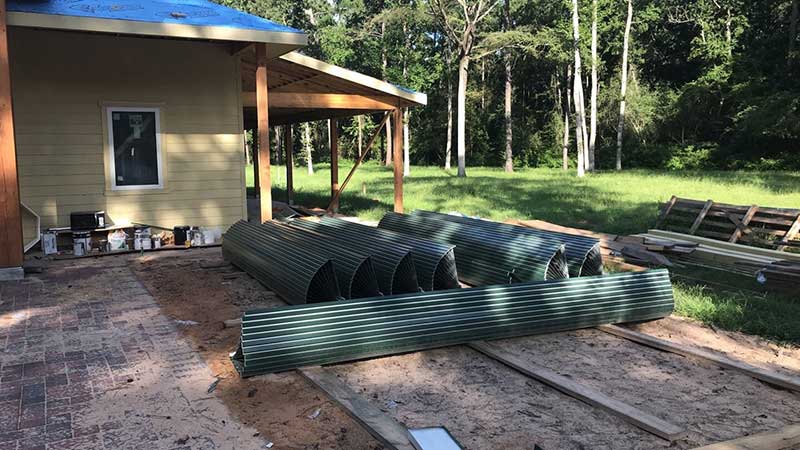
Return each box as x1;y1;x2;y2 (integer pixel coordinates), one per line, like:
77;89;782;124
445;52;454;170
357;115;363;158
385;115;393;166
456;52;469;178
481;59;486;110
789;0;798;60
304;122;314;175
275;126;281;165
382;20;392;167
572;0;587;177
589;0;598;171
403;108;410;177
616;0;633;171
563;65;572;171
503;0;513;173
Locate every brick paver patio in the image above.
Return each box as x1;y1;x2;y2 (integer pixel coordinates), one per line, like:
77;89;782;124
0;258;264;450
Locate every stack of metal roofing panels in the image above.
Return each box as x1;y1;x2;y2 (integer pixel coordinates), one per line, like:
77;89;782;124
223;220;341;304
289;219;420;295
378;212;569;285
411;210;603;277
231;269;674;376
318;217;460;291
259;222;381;299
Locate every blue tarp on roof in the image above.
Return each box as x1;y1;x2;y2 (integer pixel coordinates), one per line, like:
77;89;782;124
7;0;303;34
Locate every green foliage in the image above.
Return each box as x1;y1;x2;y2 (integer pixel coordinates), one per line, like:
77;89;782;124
222;0;800;171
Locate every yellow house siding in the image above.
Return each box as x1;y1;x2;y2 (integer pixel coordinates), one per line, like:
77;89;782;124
10;28;247;231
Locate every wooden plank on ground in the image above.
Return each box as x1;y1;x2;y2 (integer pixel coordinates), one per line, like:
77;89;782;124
597;325;800;392
689;200;715;235
469;342;687;442
729;205;758;243
777;214;800;251
645;230;800;262
298;366;416;450
655;195;679;229
691;423;800;450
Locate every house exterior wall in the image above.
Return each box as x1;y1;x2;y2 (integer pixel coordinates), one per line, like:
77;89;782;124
9;27;247;235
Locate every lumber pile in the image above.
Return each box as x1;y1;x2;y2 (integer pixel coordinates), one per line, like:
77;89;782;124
757;261;800;292
510;219;696;268
656;196;800;251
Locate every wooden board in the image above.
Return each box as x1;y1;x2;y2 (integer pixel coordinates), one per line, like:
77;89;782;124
645;230;800;263
691;423;800;450
299;366;416;450
392;108;403;213
729;205;758;243
689;200;715;235
597;325;800;392
469;342;688;441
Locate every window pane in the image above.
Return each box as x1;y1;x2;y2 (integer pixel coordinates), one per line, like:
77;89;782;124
111;111;159;186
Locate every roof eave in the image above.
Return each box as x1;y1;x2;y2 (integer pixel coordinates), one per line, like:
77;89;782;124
7;12;308;57
279;51;427;107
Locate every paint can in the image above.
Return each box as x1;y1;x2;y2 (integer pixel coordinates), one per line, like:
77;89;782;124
42;231;58;255
73;231;92;256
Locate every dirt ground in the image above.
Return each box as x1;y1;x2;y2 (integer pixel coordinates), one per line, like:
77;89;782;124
129;248;383;450
123;247;800;450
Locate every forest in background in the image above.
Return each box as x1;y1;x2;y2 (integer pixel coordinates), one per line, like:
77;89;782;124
223;0;800;173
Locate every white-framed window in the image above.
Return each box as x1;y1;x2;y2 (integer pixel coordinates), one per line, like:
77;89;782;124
106;107;164;190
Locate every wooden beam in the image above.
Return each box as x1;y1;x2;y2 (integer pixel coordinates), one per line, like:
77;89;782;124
598;325;800;392
392;108;403;213
284;125;294;205
298;367;416;450
469;342;687;441
728;205;758;243
778;213;800;251
242;92;397;110
255;43;272;222
0;0;23;270
691;423;800;450
329;119;339;213
230;42;252;56
326;113;389;213
689;199;714;235
654;195;678;229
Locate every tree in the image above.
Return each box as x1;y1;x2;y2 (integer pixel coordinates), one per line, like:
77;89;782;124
616;0;633;171
303;122;314;175
431;0;501;177
571;0;587;177
588;0;598;171
502;0;514;172
562;65;572;171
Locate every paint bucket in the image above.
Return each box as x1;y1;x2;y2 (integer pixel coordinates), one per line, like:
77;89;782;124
108;230;128;251
73;231;92;256
42;231;58;255
203;229;215;245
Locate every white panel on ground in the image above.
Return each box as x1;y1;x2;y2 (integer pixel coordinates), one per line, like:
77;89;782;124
408;428;464;450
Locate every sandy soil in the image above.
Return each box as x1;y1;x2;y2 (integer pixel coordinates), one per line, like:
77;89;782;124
129;248;383;450
113;247;800;450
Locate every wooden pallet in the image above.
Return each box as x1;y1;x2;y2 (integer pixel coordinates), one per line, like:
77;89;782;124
655;196;800;251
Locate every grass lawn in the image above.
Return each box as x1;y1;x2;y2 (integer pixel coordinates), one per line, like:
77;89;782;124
248;162;800;345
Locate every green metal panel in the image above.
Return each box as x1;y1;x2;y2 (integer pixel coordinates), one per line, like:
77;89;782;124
378;212;569;285
318;217;460;291
259;221;380;299
411;210;603;277
232;269;674;376
223;220;342;304
289;219;420;295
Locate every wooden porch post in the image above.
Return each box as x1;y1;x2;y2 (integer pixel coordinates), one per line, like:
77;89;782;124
284;124;294;205
255;43;272;222
392;108;403;213
0;0;23;276
330;119;339;213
